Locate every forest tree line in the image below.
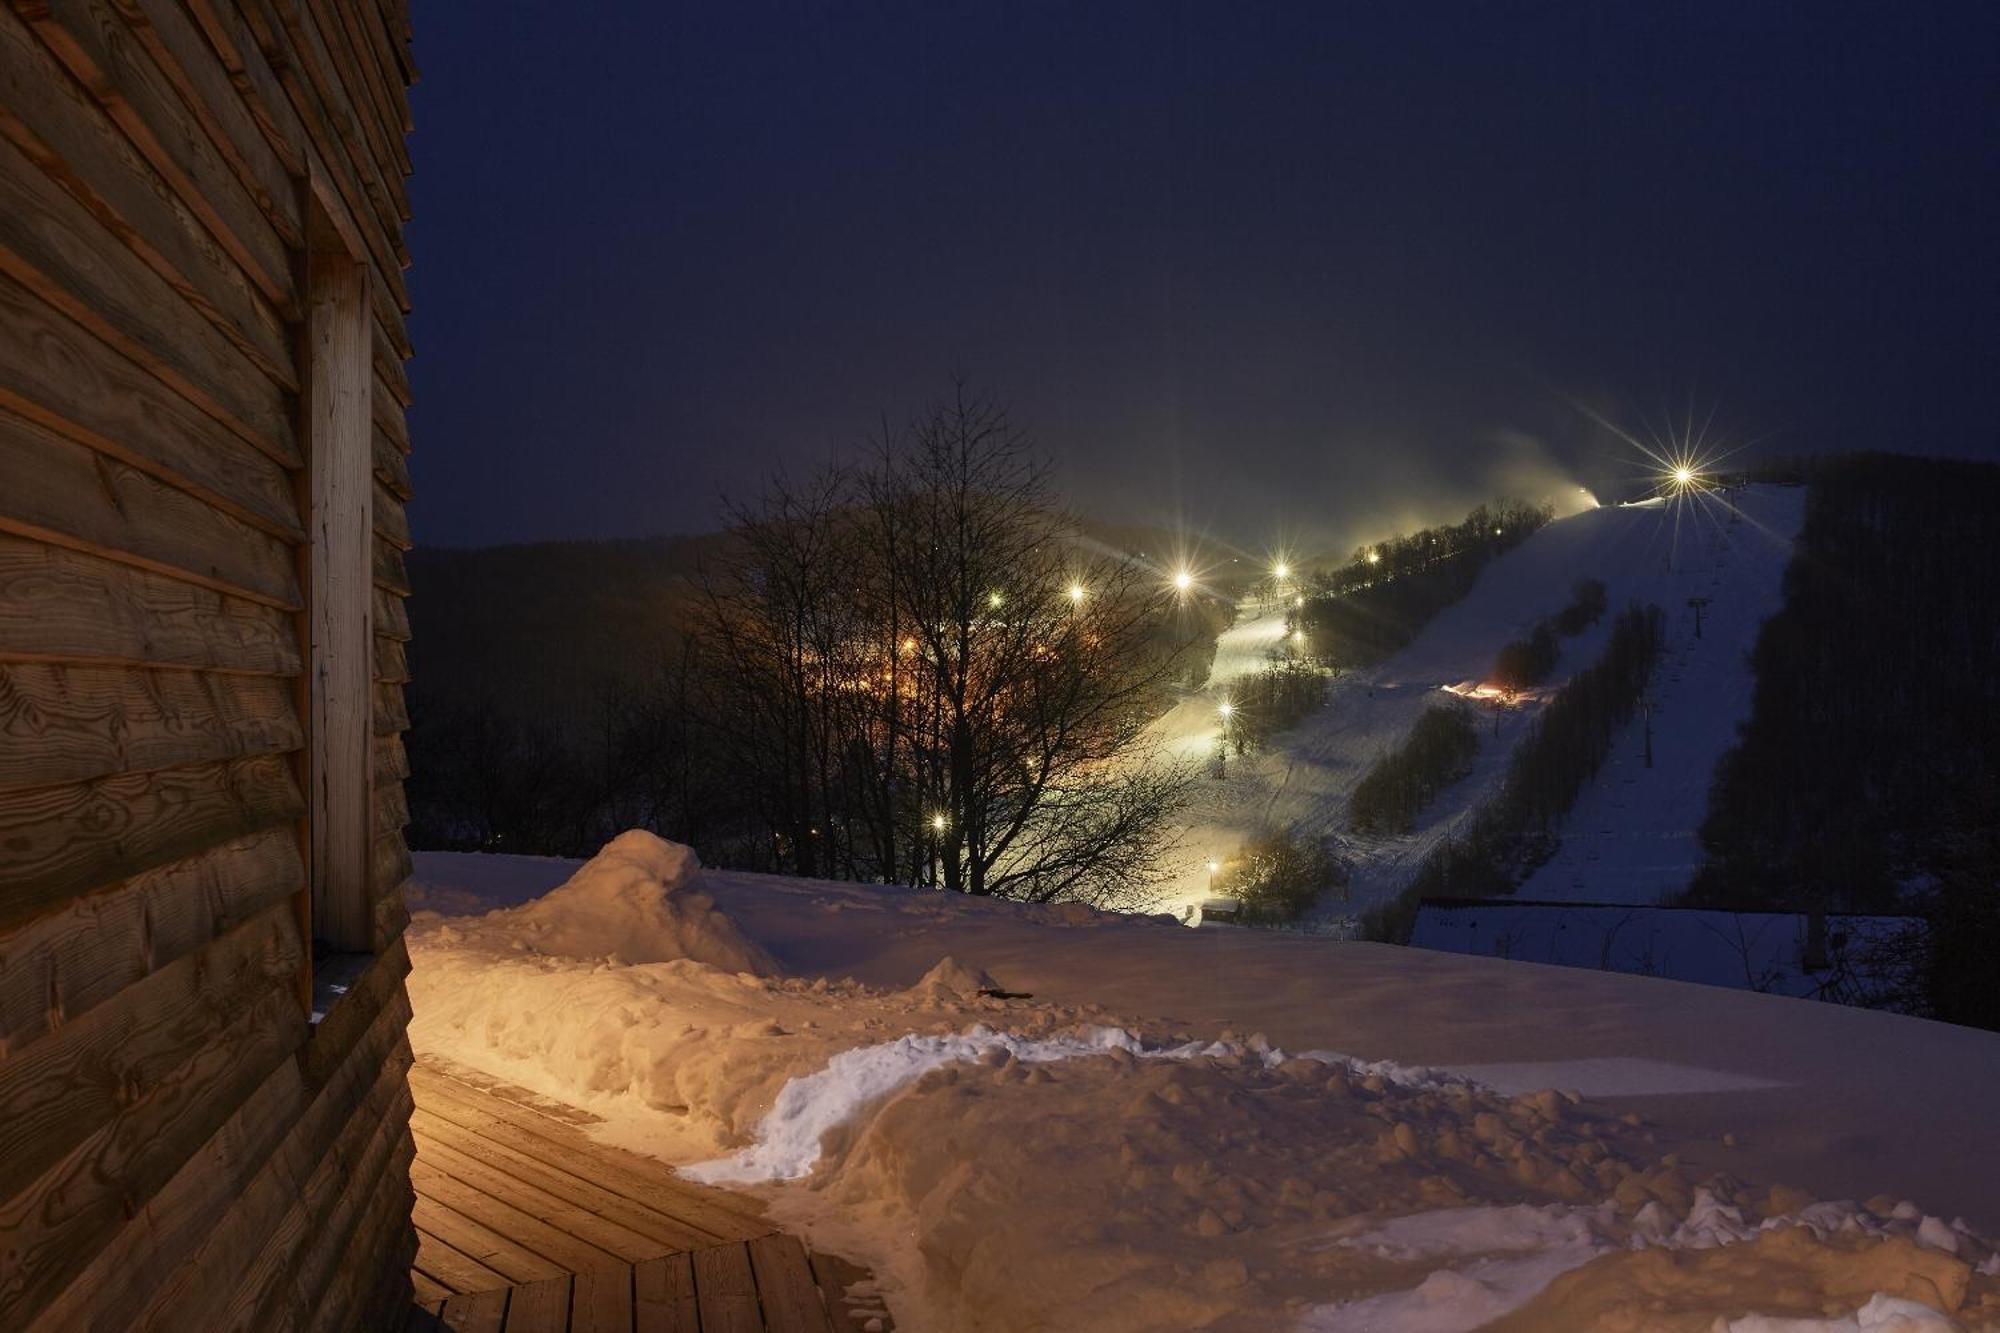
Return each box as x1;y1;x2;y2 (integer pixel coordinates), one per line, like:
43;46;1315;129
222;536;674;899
408;389;1227;910
1366;601;1667;940
1296;500;1554;668
1687;454;2000;1029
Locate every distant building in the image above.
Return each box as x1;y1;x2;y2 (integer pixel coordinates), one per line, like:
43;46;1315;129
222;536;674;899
0;4;418;1327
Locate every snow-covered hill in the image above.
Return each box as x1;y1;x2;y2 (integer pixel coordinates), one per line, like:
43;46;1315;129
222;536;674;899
1153;485;1807;916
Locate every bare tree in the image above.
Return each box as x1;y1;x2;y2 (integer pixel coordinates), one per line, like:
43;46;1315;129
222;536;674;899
693;384;1191;907
861;385;1191;906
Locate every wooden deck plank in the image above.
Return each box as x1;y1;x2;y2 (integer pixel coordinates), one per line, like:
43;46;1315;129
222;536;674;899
746;1235;831;1333
414;1198;566;1288
501;1275;571;1333
416;1222;529;1294
413;1127;683;1262
439;1286;509;1333
408;1066;767;1242
632;1253;698;1333
413;1270;456;1308
412;1161;629;1278
411;1110;719;1253
692;1244;763;1333
570;1268;633;1333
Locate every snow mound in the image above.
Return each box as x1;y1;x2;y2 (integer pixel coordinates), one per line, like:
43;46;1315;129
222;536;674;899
473;831;781;975
907;956;998;1002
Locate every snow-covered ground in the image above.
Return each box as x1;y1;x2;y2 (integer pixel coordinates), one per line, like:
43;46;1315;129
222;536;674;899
1146;485;1807;917
405;838;2000;1332
1411;901;1917;1001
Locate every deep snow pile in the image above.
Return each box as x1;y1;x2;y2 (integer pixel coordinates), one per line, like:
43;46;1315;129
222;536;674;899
416;830;780;974
405;842;1998;1332
1147;487;1807;916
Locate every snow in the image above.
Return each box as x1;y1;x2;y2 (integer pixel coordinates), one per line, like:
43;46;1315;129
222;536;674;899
1410;900;1917;1001
405;845;2000;1332
1144;485;1807;916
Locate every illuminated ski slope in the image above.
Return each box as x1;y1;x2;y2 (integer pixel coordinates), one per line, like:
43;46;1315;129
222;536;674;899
1152;485;1807;916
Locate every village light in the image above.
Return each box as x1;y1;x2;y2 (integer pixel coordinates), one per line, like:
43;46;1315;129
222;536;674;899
1173;569;1194;592
1272;561;1290;581
1365;549;1381;566
930;813;947;832
1068;582;1086;604
988;590;1004;609
1217;700;1234;719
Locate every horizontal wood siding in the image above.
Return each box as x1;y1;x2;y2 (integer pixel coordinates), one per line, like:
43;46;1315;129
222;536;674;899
0;2;417;1329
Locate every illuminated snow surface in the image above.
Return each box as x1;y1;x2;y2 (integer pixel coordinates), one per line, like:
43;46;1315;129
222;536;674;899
406;839;2000;1332
1143;485;1808;917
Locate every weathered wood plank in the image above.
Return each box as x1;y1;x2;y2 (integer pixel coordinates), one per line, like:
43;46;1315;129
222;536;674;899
0;824;300;1058
127;1013;413;1333
21;0;295;312
411;1159;630;1277
304;938;409;1088
376;314;412;405
373;875;412;954
504;1276;573;1333
406;1067;768;1245
747;1235;831;1333
376;731;411;780
439;1285;509;1333
374;375;410;450
416;1227;515;1297
0;751;304;927
373;823;413;897
305;0;407;206
376;420;415;498
289;1116;418;1333
0;900;304;1328
376;633;411;684
0;5;291;383
634;1253;699;1333
375;774;410;834
270;0;409;265
412;1133;679;1264
376;532;412;595
413;1271;453;1309
692;1244;762;1333
0;661;299;792
0;272;301;538
412;1192;569;1288
307;243;374;953
175;0;302;177
233;0;408;316
571;1268;633;1333
26;1027;310;1332
109;0;303;245
376;479;413;549
0;534;301;673
0;409;300;607
237;1085;413;1331
372;593;412;655
0;125;293;452
408;1109;717;1255
377;681;410;734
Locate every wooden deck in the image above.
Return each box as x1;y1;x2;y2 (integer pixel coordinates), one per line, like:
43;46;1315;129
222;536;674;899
400;1060;888;1332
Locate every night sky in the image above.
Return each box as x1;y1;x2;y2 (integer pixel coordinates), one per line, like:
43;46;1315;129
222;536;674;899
405;2;1998;551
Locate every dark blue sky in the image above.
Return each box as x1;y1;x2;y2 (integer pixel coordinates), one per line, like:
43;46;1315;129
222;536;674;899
406;2;1997;550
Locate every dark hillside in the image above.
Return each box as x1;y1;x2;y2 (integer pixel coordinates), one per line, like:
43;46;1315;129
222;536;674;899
1687;454;2000;1026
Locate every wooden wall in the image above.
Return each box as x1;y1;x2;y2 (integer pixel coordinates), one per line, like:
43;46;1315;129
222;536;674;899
0;1;419;1328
